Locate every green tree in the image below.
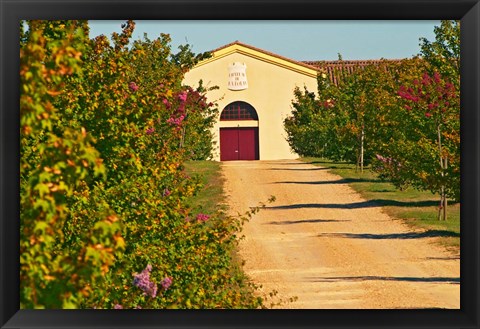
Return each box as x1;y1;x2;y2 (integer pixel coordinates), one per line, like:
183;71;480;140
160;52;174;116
284;20;460;220
20;20;117;309
372;21;460;220
393;71;459;220
419;20;460;85
284;70;352;161
21;19;263;309
330;62;382;171
284;87;329;158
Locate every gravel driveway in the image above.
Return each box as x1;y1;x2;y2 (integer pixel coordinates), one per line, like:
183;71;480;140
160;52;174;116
221;160;460;309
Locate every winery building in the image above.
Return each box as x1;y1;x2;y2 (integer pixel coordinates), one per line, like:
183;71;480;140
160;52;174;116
183;41;392;161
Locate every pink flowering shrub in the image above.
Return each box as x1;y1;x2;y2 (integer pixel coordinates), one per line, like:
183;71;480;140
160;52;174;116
372;69;459;203
129;81;139;92
196;213;210;222
166;114;185;127
20;20;262;309
392;70;460;207
160;277;173;290
133;264;158;298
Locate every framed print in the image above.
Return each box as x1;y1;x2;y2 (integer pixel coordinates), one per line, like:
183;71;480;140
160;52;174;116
1;0;479;328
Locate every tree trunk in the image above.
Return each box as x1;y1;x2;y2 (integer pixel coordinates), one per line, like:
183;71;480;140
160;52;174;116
180;127;186;149
356;126;365;173
180;111;189;149
437;186;446;221
444;192;448;221
360;126;365;173
444;157;448;221
355;152;359;172
436;124;447;221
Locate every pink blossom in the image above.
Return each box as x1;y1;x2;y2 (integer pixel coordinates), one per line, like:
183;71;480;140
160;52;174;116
375;154;393;164
421;72;431;86
178;91;187;103
445;82;454;90
133;264;157;298
425;112;432;118
397;86;418;102
177;103;186;114
160;277;173;290
196;213;210;222
166;115;185;126
129;82;139;92
146;127;155;135
162;98;171;109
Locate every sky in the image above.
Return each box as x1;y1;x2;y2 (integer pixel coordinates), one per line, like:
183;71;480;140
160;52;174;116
88;20;440;61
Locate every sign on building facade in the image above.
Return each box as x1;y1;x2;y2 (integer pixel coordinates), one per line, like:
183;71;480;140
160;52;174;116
227;62;248;90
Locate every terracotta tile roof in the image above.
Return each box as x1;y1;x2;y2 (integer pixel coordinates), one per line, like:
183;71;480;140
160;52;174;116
210;40;320;72
303;59;403;86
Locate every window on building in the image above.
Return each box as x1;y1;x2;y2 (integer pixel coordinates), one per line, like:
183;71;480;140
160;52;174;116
220;101;258;121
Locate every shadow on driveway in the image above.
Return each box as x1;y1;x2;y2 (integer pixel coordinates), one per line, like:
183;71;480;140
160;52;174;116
266;199;441;210
316;230;460;239
266;219;351;225
268;167;329;171
305;276;460;284
274;178;381;184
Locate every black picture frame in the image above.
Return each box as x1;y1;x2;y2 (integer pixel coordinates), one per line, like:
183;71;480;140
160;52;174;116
1;0;479;328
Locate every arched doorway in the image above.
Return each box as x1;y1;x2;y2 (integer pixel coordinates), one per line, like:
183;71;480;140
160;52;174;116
219;101;259;161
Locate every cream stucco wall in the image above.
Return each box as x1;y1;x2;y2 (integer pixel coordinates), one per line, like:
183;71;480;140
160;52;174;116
183;45;318;161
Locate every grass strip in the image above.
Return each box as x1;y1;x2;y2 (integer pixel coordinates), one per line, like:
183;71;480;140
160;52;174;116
300;157;460;253
184;160;228;216
183;160;264;308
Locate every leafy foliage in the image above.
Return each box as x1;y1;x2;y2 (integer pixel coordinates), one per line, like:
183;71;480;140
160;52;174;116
284;20;460;218
20;20;262;309
419;20;460;84
373;20;461;217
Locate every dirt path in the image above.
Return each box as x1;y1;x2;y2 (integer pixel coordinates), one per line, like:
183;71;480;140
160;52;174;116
221;160;460;309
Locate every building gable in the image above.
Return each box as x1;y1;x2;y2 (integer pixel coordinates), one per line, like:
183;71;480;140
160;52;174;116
184;41;411;162
194;41;318;79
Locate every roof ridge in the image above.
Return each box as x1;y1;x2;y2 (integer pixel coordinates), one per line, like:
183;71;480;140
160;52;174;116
210;40;320;71
209;41;408;78
303;59;404;64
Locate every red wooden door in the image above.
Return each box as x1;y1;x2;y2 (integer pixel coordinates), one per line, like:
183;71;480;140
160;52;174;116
220;128;239;161
238;128;258;160
220;128;259;161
